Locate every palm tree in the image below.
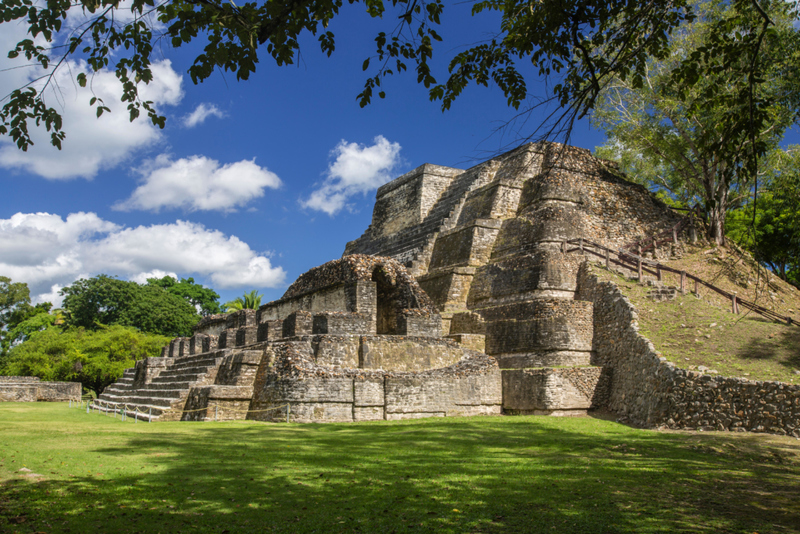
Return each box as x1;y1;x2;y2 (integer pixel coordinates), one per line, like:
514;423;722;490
222;290;262;312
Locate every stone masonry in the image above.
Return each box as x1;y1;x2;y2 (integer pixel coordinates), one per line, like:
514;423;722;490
346;142;683;416
97;256;501;422
96;141;796;433
0;376;81;402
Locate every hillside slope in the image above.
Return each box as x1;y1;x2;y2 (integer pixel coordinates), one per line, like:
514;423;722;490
591;242;800;384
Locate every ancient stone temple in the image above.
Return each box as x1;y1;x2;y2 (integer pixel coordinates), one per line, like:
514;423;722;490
344;142;683;415
98;141;800;435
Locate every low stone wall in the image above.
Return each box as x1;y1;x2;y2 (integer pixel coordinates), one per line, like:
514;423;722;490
247;341;502;423
0;377;81;402
577;262;800;436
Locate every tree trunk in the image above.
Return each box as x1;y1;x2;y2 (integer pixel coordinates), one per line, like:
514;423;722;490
705;183;728;246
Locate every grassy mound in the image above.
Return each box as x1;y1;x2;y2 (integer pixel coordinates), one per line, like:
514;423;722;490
1;403;799;533
592;242;800;384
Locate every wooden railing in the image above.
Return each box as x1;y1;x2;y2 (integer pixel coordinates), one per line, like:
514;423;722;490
622;206;700;257
562;237;796;327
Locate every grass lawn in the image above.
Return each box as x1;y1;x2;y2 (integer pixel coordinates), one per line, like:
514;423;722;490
1;404;799;533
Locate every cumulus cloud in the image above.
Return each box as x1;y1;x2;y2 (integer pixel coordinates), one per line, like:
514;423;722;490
114;154;282;212
129;270;178;285
0;212;286;302
182;103;226;128
0;21;183;179
301;136;402;215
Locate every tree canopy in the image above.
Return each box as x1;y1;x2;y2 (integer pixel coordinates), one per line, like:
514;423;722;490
727;147;800;287
2;0;788;160
3;324;170;394
146;276;222;316
593;0;800;244
61;275;200;337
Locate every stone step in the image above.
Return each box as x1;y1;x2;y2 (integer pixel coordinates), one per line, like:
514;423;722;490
150;370;214;384
166;359;224;372
134;381;195;391
647;287;678;301
99;392;185;408
91;402;165;421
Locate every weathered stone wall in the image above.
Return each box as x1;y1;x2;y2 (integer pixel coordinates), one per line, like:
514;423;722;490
502;367;605;415
0;377;81;402
368;164;462;238
0;384;38;401
577;262;800;436
246;341;502;423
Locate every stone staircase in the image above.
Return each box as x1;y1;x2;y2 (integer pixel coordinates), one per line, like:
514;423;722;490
95;352;226;421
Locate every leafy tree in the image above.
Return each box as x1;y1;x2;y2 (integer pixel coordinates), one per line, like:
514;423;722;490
222;290;263;311
0;277;56;365
146;276;222;316
593;0;799;244
2;0;790;179
4;324;170;394
61;275;200;337
727;147;800;286
0;276;31;329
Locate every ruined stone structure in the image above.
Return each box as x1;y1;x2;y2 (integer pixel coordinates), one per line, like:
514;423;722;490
95;142;799;435
345;142;682;415
0;376;81;402
98;256;501;422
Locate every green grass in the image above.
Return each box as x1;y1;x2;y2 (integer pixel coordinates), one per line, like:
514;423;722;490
594;266;800;384
2;404;800;533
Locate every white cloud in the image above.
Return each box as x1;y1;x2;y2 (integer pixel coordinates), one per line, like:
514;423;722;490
301;136;402;215
0;212;286;302
129;270;178;285
182;103;226;128
0;20;183;179
35;284;66;308
114;154;282;212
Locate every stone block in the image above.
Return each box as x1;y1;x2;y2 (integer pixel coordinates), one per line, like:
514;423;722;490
257;320;283;342
235;326;258;347
501;368;600;413
495;350;591;369
354;406;385;421
287;402;354;423
446;334;486;353
189;334;208;355
0;385;38;402
354;378;384;406
312;335;359;368
428;220;502;270
397;312;442;337
312;312;371;335
449;312;486;334
218;329;237;349
360;336;463;372
283;311;313;337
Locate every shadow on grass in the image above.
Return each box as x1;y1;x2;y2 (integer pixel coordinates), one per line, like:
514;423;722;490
736;324;800;369
2;417;800;533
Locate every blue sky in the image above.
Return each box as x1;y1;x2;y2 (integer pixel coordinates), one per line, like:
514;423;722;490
0;3;609;307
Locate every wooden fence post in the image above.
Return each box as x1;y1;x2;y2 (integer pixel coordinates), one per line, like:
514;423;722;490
680;271;686;295
561;241;566;253
673;227;678;244
731;294;739;314
637;245;642;280
579;237;584;253
605;248;610;269
656;265;662;282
